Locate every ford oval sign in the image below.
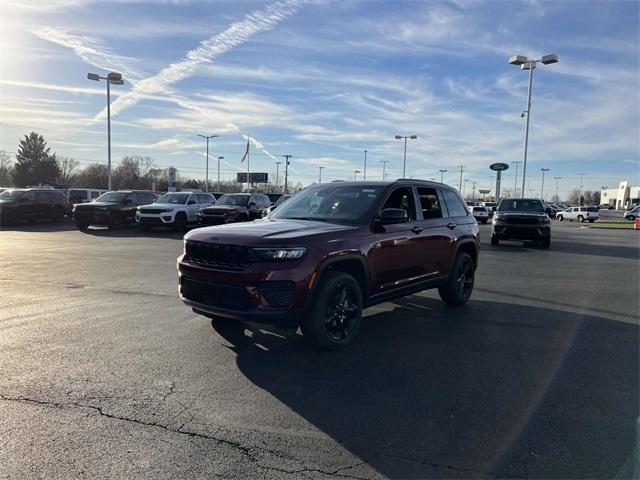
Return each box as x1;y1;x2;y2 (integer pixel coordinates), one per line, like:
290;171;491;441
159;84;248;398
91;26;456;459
490;162;509;171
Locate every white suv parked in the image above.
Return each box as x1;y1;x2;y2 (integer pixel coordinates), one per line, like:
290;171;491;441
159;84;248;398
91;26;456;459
136;191;215;230
556;206;599;223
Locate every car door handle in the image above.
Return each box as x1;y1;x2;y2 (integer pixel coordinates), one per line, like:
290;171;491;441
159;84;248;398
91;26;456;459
447;222;457;230
411;226;424;234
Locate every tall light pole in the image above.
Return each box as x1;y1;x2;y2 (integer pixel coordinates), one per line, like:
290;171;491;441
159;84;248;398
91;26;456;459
553;176;562;202
282;155;292;194
275;161;283;192
354;169;361;181
87;72;124;191
540;168;550;200
362;149;368;181
458;165;464;191
318;166;325;183
578;172;586;205
197;134;218;192
472;181;477;201
439;169;447;183
216;156;224;192
394;134;417;178
380;160;389;181
512;160;522;196
509;53;559;198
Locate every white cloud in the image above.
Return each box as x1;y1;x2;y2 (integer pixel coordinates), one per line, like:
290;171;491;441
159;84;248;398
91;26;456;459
96;0;310;121
31;27;144;79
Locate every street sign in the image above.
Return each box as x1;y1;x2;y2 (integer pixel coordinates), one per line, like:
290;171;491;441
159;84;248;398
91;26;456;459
237;172;268;183
478;189;490;194
489;163;509;171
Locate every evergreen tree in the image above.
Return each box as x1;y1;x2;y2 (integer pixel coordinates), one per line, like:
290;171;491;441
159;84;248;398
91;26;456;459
13;132;60;187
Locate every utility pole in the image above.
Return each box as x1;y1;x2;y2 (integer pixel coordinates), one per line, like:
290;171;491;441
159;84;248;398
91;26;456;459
458;165;464;191
282;155;292;194
318;166;324;183
380;160;389;181
578;172;586;205
439;169;447;183
553;176;562;202
197;134;218;192
217;156;224;192
512;160;522;196
363;149;367;181
540;168;549;200
472;181;477;201
275;161;282;192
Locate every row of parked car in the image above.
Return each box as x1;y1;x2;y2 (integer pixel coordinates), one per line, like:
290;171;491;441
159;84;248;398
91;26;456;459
0;187;293;230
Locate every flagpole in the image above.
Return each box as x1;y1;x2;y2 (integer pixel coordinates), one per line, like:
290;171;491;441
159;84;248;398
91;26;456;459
247;135;251;192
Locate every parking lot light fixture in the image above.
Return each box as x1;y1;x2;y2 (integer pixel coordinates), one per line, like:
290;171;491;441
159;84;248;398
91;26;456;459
318;166;325;183
380;160;389;181
87;71;125;190
439;169;447;183
553;176;562;201
217;156;224;192
394;135;418;178
197;134;218;192
509;53;559;198
540;168;550;200
354;169;361;181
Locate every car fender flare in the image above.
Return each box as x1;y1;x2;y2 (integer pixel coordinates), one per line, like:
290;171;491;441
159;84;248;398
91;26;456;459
313;252;370;297
450;238;479;272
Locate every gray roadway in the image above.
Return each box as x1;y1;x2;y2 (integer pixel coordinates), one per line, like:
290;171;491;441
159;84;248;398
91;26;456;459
1;221;638;479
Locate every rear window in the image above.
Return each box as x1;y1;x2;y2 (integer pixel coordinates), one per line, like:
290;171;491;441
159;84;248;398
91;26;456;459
586;207;599;212
473;206;486;212
441;189;469;217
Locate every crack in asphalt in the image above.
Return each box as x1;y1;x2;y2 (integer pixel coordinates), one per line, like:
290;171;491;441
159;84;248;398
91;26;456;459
386;453;494;477
0;393;370;479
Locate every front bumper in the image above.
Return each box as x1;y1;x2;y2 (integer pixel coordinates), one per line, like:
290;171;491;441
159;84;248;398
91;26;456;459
198;214;241;225
178;254;314;329
136;212;176;225
73;210;109;225
492;224;550;240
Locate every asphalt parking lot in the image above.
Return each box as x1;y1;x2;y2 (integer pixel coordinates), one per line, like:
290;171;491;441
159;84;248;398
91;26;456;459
1;221;638;479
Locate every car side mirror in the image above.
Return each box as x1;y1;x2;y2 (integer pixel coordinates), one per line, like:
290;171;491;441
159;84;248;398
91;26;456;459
187;200;196;205
376;208;409;225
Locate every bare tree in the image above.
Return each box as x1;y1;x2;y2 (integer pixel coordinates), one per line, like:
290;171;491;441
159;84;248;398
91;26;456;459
567;188;582;204
0;150;13;187
57;157;80;187
550;194;561;203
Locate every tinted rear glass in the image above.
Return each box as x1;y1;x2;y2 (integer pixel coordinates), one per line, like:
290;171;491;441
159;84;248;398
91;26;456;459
498;199;544;212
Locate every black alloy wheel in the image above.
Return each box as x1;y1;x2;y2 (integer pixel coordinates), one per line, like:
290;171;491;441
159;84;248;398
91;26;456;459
108;212;124;229
2;210;17;226
173;213;187;231
439;252;475;306
302;271;363;350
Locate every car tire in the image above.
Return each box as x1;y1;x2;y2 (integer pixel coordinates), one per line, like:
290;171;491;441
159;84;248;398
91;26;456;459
481;219;487;224
173;213;187;231
541;237;551;248
588;219;595;223
77;224;89;231
2;210;17;227
107;212;124;229
557;215;563;221
627;215;635;221
301;271;363;350
438;252;475;306
577;215;584;223
491;234;499;245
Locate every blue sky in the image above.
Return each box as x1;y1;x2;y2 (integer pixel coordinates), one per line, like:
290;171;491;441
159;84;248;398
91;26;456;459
1;0;638;198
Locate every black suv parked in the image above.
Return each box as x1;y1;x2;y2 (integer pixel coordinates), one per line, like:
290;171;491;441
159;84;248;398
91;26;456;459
491;198;551;247
178;180;480;349
0;188;71;226
198;193;271;225
72;190;157;229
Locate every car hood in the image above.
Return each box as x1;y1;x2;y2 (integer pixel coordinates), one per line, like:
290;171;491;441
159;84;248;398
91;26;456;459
200;205;246;212
74;201;121;209
185;218;361;244
495;211;547;217
140;203;179;209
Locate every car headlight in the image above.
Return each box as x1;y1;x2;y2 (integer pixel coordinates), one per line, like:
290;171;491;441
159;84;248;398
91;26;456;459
493;215;504;224
251;247;307;261
538;216;550;224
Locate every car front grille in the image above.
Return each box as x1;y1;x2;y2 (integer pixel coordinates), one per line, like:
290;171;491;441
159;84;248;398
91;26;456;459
139;208;162;214
184;241;251;269
181;277;254;311
201;208;227;215
504;216;539;225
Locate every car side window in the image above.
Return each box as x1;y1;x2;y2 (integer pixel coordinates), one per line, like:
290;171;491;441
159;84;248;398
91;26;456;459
416;187;442;220
380;187;417;220
91;191;100;199
35;191;50;202
126;193;139;205
204;194;214;204
441;189;468;218
21;191;36;202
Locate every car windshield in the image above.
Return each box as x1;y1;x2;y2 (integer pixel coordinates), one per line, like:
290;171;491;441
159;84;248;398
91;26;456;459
216;194;250;206
95;192;128;203
473;207;486;212
271;184;385;224
497;199;545;212
275;195;291;206
0;189;25;200
155;193;190;204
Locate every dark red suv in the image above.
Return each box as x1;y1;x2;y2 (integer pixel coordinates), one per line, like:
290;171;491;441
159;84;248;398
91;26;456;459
178;180;479;349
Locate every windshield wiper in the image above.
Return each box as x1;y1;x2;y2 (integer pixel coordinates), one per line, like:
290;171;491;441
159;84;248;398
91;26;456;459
285;216;328;222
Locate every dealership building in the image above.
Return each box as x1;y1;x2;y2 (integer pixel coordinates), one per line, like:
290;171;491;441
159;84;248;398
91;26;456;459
600;181;640;209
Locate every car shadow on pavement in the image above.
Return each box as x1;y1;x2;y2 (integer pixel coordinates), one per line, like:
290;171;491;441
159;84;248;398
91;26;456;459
78;225;200;238
0;220;77;233
211;296;639;479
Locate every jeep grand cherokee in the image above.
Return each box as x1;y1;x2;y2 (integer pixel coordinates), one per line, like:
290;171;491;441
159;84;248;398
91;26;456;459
177;180;480;349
